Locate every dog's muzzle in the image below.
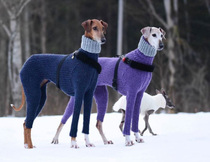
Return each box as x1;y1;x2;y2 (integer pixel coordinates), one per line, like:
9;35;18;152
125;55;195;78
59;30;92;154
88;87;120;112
101;38;106;44
158;42;164;51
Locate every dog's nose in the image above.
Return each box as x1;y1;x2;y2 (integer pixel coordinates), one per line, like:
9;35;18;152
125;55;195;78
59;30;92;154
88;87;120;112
159;42;164;49
101;38;106;44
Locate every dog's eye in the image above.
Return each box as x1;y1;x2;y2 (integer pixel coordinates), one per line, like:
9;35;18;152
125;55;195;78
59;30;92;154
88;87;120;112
93;27;97;31
152;34;157;37
161;34;163;38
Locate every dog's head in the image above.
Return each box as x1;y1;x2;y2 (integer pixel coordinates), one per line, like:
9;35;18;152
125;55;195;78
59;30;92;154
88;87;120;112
82;19;108;44
141;27;166;51
156;88;175;109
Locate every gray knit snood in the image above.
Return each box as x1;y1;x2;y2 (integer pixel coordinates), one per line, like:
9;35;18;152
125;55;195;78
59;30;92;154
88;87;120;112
81;35;101;53
138;36;157;57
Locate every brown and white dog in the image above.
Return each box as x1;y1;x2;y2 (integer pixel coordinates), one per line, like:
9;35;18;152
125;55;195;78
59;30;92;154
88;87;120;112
11;19;108;149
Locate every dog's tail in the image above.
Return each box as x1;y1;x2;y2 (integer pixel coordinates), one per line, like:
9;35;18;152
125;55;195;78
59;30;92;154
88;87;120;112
10;86;26;111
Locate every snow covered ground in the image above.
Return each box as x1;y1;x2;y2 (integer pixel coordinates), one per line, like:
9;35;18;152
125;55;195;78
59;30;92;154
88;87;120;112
0;112;209;162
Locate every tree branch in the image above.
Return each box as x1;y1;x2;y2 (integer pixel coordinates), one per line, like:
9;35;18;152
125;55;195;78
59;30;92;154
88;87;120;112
145;0;169;29
16;0;31;18
1;0;12;17
0;19;11;37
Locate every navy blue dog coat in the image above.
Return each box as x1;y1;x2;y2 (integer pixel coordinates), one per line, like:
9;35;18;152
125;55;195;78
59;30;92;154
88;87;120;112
20;35;102;137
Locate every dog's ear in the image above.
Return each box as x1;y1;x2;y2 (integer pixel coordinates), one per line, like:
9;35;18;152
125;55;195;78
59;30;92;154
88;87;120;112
161;88;166;95
100;20;108;34
82;19;92;32
159;27;166;39
156;89;161;94
141;26;151;39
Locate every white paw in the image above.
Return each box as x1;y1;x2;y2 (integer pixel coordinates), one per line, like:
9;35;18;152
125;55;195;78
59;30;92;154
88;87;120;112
134;132;144;143
125;135;134;146
84;134;95;147
71;140;79;149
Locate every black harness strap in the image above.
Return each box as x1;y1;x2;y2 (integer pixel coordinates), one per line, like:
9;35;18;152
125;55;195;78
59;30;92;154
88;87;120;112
56;54;70;89
112;57;122;91
112;56;155;91
74;51;101;74
122;57;155;72
56;50;102;89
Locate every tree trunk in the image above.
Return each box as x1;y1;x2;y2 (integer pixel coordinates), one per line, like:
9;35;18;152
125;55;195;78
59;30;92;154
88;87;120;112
163;0;178;105
0;0;31;116
10;17;24;116
22;5;31;60
40;0;47;53
0;31;7;116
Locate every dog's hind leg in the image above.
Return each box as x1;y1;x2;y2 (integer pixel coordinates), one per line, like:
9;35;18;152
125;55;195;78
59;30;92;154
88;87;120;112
146;110;156;135
35;83;47;117
23;83;46;148
94;86;113;144
52;97;74;144
94;86;108;122
119;109;125;133
141;114;148;136
141;110;155;136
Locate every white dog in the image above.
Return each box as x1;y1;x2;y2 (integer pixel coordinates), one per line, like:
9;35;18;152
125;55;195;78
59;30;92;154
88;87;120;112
113;89;175;136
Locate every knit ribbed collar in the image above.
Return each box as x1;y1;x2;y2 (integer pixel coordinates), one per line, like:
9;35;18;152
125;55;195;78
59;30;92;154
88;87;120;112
81;35;101;54
138;36;157;57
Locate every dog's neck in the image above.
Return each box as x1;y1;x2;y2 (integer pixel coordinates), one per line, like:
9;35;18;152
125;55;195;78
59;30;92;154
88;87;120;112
138;36;157;57
153;94;166;109
81;35;101;54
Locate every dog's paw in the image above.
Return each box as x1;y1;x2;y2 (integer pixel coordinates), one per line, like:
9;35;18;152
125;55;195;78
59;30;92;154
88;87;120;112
24;143;36;149
71;141;79;149
135;138;144;143
84;134;95;147
51;138;59;144
125;140;134;146
134;132;144;143
125;135;134;146
86;143;95;147
104;140;113;145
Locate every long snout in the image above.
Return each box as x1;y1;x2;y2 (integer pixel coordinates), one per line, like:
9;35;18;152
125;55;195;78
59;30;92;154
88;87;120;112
158;41;164;51
101;37;106;44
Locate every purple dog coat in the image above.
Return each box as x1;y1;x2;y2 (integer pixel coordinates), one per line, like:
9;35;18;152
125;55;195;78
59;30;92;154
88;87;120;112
61;36;157;136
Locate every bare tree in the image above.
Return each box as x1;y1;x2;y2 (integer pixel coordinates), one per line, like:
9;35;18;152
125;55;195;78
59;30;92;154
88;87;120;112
0;0;31;116
141;0;179;104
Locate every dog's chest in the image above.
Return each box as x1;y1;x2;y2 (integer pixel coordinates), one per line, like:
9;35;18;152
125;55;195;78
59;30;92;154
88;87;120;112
118;63;152;95
59;54;98;96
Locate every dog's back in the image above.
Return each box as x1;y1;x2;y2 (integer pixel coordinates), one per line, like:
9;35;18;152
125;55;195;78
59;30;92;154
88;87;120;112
113;93;159;115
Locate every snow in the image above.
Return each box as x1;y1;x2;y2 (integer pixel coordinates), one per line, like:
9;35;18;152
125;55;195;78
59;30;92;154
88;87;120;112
0;112;210;162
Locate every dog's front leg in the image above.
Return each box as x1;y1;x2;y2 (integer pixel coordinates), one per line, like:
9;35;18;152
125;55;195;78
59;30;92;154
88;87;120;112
123;94;137;146
132;92;144;143
71;137;79;149
84;134;95;147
